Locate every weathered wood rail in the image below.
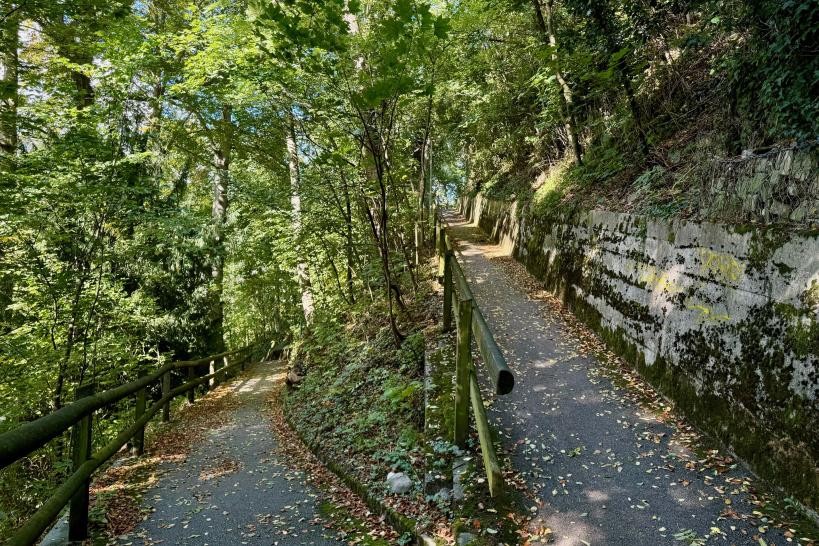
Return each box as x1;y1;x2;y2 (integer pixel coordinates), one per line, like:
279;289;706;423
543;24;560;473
0;347;257;546
434;211;514;498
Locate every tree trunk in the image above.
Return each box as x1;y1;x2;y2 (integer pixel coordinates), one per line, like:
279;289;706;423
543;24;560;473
71;64;94;110
534;0;583;164
0;9;17;339
0;8;18;170
589;2;648;155
287;110;315;323
358;113;405;345
340;170;356;304
208;105;233;354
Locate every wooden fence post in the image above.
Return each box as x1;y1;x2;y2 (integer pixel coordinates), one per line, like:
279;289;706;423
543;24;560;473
187;366;195;403
437;228;446;280
133;369;146;455
208;359;216;389
443;251;453;332
454;297;472;447
162;371;171;422
68;383;94;542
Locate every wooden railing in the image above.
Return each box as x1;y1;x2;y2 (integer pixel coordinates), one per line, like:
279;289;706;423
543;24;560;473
434;211;514;498
0;346;258;546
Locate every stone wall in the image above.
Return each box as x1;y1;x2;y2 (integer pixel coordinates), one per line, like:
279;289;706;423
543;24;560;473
462;194;819;509
697;147;819;225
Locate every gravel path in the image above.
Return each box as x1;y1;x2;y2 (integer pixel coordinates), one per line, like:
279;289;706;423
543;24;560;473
121;363;342;546
446;213;794;546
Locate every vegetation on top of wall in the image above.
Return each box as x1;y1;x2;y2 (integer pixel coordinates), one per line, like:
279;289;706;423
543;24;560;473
441;0;819;224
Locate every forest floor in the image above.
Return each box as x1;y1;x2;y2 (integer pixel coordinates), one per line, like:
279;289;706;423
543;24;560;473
444;212;818;546
96;361;398;545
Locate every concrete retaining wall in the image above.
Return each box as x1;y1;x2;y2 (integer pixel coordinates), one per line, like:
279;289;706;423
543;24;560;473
461;194;819;509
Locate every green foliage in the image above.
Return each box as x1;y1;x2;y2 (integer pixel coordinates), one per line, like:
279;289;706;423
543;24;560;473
2;0;444;534
285;301;429;504
437;0;817;217
3;0;814;538
724;0;819;143
382;379;422;412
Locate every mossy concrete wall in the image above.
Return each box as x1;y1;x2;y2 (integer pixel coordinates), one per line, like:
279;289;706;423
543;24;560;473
461;194;819;510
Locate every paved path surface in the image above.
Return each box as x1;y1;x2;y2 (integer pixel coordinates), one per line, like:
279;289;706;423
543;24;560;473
447;214;793;546
122;363;341;546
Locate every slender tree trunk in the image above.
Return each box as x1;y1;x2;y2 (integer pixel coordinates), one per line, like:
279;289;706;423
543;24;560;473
426;135;433;216
619;71;647;154
340;170;356;304
54;272;88;412
0;9;17;342
359;115;405;345
209;105;233;354
362;113;404;346
363;194;404;345
287;110;315;323
533;0;583;164
145;3;166;159
0;8;17;171
589;3;649;155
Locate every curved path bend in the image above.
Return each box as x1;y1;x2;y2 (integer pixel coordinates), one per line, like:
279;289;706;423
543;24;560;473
447;213;795;546
120;363;341;546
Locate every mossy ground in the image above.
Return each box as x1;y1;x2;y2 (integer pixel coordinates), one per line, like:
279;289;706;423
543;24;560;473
318;501;405;545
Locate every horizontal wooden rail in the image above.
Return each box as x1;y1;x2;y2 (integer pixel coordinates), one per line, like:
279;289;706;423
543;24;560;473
5;357;247;546
0;350;251;469
0;362;175;470
1;346;256;546
471;307;514;395
446;251;514;395
469;370;503;497
450;258;474;302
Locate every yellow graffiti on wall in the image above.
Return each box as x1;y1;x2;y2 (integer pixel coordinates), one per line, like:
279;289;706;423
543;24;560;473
686;303;731;323
699;248;743;283
639;265;684;295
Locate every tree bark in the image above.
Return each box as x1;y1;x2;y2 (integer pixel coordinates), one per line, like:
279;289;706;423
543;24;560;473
363;119;405;346
287;110;315;323
340;170;356;304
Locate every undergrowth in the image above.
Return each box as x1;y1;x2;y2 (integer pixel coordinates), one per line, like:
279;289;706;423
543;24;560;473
284;274;446;532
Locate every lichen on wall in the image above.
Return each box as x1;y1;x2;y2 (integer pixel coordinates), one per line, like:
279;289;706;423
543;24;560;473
461;194;819;510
